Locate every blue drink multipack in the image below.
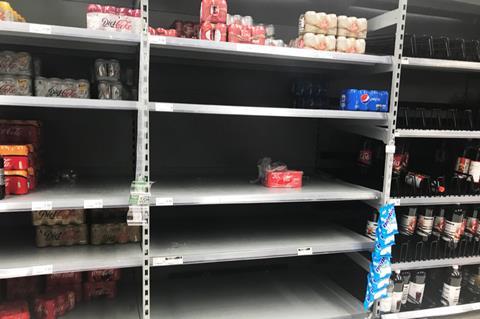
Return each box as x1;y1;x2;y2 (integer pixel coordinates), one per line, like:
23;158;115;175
340;89;389;112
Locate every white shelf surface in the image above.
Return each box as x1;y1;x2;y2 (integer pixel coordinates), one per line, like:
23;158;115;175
152;102;388;122
0;96;138;111
392;196;480;206
0;21;139;51
392;256;480;271
151;176;381;206
152;268;365;319
151;223;373;266
402;57;480;72
0;179;131;213
395;129;480;139
0;230;142;279
151;36;392;68
62;283;141;319
382;302;480;319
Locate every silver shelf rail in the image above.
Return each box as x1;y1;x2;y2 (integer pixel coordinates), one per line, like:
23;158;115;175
391;196;480;206
402;57;480;73
0;96;138;111
382;303;480;319
395;129;480;139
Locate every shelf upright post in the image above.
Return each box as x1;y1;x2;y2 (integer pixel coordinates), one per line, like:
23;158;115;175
381;0;408;207
135;0;151;318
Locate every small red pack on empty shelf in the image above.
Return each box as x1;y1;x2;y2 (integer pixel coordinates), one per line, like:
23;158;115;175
264;170;303;188
0;301;30;319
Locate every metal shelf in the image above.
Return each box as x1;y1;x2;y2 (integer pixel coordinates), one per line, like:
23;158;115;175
0;21;139;52
0;96;138;111
150;176;381;206
0;229;141;279
392;256;480;271
152;267;365;319
392;196;480;206
150;36;392;69
382;303;480;319
151;223;373;266
402;57;480;73
0;179;131;213
152;102;388;122
395;129;480;139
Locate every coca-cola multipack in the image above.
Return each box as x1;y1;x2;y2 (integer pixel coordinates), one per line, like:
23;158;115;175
86;4;141;34
0;51;32;96
292;11;367;54
35;77;90;99
94;59;125;100
199;0;228;42
0;1;26;22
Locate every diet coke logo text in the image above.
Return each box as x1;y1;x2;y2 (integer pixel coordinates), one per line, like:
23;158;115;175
101;17;132;31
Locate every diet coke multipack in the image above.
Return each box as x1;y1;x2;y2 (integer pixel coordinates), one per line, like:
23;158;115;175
35;77;90;99
94;59;124;100
0;51;32;96
293;11;367;54
86;4;141;34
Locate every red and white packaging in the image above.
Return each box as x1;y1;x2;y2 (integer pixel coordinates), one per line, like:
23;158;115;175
86;4;141;34
200;22;227;41
148;26;156;35
182;21;195;38
155;28;177;37
299;12;337;36
264;170;303;188
3;156;28;170
200;0;228;24
336;36;365;54
83;282;117;301
5;170;29;195
337;16;367;39
34;291;75;319
47;272;83;286
251;25;266;45
87;269;121;282
46;284;83;304
228;23;252;43
171;20;184;36
0;301;30;319
302;33;336;51
6;277;40;300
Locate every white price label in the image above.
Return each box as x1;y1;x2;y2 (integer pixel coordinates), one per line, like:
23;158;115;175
389;198;401;206
297;247;313;256
151;36;167;45
155;103;174;112
386;145;396;154
31;264;53;276
127;206;146;226
156;197;173;206
402;57;410;65
0;203;8;212
84;199;103;209
152;256;184;266
29;23;52;34
32;201;53;211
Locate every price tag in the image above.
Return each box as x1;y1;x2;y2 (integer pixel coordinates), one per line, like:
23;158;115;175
31;265;53;276
127;206;146;226
155;103;174;112
32;201;53;211
84;199;103;209
0;203;8;212
389;198;401;206
156;197;173;206
151;36;167;45
402;57;409;65
29;24;52;35
152;256;183;266
297;247;313;256
385;145;396;154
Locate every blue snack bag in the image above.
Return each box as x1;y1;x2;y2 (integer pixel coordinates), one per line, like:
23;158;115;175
379;203;398;236
375;226;396;247
370;256;392;280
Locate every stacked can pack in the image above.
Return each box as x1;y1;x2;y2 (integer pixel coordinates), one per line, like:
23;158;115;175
34;77;90;99
86;4;141;33
0;120;42;196
294;11;367;54
364;203;398;311
35;210;88;247
0;1;26;22
94;59;124;100
83;269;120;301
340;89;389;112
0;51;32;96
199;0;228;42
90;208;141;245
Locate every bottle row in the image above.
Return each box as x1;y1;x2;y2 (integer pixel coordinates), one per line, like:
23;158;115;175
379;265;480;315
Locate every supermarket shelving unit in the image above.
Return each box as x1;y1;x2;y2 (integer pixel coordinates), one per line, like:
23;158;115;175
1;0;480;318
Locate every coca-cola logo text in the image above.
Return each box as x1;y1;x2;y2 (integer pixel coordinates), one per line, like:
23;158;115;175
0;84;16;95
47;87;76;98
101;17;132;30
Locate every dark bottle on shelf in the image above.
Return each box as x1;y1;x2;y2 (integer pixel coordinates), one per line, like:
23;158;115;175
392;141;410;196
442;205;465;258
430;207;446;259
396;207;418;262
413;207;434;260
0;156;4;200
441;265;462;306
451;141;474;195
464;206;479;253
365;211;379;240
391;270;404;313
400;271;411;306
406;271;427;310
357;139;374;185
468;147;480;194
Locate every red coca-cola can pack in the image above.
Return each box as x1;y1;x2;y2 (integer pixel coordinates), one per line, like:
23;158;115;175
200;22;227;42
200;0;228;24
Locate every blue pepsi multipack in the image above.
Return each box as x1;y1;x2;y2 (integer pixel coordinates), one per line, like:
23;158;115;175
340;89;389;112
